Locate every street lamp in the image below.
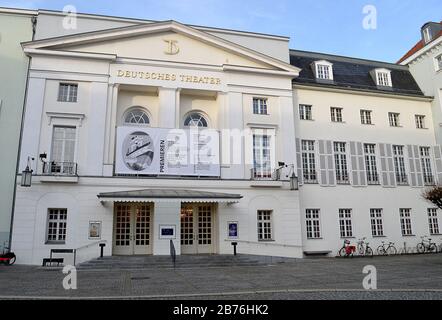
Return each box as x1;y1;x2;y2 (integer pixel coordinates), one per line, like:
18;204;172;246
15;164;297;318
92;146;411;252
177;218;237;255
20;157;33;187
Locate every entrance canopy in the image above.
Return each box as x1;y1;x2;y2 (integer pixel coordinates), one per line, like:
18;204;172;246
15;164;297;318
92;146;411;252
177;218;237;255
97;189;243;203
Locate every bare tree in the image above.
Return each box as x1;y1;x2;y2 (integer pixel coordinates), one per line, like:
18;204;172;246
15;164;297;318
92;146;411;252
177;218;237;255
423;186;442;210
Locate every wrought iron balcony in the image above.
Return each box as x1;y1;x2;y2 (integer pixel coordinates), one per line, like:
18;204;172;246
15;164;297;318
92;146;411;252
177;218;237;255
250;168;281;181
43;161;78;176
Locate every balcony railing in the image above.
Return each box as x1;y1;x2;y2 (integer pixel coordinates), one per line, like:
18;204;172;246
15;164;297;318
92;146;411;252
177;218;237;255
250;168;281;181
43;161;78;176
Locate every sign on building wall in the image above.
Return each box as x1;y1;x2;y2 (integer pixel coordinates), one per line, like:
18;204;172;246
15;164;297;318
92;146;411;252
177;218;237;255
116;126;220;177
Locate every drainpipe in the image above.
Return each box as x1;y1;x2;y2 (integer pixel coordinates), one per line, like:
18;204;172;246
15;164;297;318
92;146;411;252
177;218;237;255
8;14;37;250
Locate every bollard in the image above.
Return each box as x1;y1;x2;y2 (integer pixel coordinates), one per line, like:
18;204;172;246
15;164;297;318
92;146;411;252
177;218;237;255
99;243;106;258
231;242;238;256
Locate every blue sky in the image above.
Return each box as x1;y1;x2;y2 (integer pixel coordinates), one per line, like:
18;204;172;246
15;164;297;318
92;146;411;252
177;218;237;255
1;0;441;62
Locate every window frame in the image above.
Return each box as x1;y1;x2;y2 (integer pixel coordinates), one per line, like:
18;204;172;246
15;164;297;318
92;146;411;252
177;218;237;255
57;83;78;103
400;208;413;236
334;141;349;184
330;107;343;123
428;208;440;235
339;209;353;238
305;209;321;239
123;107;151;126
388;112;400;127
393;145;408;185
415;115;426;129
370;209;384;237
253;134;272;179
436;55;442;71
301;140;317;184
183;112;209;128
253;98;268;115
364;143;379;185
420;146;435;186
257;210;273;241
299;104;313;121
46;208;68;244
360;109;373;125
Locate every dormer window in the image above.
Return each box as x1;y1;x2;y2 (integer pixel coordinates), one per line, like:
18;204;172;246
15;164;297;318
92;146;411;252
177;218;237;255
312;60;333;81
423;27;432;43
371;68;392;87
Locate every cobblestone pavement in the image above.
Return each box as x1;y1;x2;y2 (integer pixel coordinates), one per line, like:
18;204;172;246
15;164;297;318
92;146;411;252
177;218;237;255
1;254;441;300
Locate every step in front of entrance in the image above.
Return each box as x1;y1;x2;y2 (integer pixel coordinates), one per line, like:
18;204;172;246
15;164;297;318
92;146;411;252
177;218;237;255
77;255;274;270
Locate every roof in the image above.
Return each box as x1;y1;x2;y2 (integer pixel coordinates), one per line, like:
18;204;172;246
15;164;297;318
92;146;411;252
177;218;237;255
97;189;243;203
398;21;442;63
290;49;425;97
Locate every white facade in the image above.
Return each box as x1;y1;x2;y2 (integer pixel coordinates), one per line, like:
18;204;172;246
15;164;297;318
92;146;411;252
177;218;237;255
13;19;303;265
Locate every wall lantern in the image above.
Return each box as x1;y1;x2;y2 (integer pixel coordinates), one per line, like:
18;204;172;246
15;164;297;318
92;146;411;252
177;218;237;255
20;157;33;187
290;172;299;191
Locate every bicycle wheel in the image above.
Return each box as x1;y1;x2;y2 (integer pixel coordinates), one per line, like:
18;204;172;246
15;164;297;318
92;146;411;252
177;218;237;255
366;247;374;257
8;256;16;266
417;243;425;254
376;246;385;256
429;244;438;253
387;246;397;255
338;247;347;257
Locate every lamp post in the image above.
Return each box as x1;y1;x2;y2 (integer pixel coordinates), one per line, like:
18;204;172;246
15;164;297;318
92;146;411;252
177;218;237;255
20;157;33;187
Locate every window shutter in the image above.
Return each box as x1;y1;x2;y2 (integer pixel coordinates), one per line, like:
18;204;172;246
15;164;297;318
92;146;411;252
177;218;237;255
318;140;335;186
350;141;367;187
379;143;396;188
433;145;442;184
295;138;304;186
407;145;424;187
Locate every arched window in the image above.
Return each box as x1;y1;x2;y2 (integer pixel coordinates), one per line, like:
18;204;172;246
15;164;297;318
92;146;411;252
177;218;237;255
124;108;150;125
184;112;208;128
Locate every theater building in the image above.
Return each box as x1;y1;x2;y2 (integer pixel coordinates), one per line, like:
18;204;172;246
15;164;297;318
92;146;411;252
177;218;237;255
12;15;303;265
9;10;442;265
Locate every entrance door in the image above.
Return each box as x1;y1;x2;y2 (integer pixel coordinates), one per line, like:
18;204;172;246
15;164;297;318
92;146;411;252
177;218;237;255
180;204;214;254
113;203;153;255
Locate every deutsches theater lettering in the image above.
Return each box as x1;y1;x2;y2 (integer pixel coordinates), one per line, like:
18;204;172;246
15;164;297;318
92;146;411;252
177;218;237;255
117;69;222;85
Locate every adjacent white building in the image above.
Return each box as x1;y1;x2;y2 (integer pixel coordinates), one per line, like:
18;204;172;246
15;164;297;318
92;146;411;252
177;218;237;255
9;11;442;265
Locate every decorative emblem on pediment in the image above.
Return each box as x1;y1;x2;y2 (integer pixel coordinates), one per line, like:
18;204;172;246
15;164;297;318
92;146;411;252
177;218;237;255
164;39;180;55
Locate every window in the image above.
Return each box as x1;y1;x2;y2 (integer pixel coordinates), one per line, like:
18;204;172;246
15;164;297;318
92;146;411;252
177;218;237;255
301;140;317;183
400;209;413;236
306;209;321;239
423;27;432;43
184;112;208;128
330;107;343;123
388;113;400;127
253;135;272;178
317;64;331;80
364;144;379;185
437;55;442;71
46;209;67;244
360;110;372;125
58;83;78;102
339;209;353;238
299;104;312;120
428;208;440;235
377;72;391;87
420;147;434;185
253;98;268;115
50;126;76;175
334;142;349;184
393;145;408;185
370;209;384;237
124;108;150;125
415;115;426;129
257;210;273;241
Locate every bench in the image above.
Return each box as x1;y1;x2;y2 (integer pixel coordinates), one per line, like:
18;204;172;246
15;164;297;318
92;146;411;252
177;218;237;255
42;258;64;267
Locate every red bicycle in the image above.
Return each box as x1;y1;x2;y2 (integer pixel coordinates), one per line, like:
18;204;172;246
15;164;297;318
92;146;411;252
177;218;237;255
338;239;356;257
0;243;16;266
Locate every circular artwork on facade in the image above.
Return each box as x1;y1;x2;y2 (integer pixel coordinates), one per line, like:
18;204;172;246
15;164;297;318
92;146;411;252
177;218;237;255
122;131;154;171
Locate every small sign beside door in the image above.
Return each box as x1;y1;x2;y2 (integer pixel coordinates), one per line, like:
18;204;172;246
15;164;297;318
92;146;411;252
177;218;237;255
89;221;102;240
159;225;176;239
228;221;239;239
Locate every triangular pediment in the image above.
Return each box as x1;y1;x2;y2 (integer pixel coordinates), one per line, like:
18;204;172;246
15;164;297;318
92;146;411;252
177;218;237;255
22;21;300;75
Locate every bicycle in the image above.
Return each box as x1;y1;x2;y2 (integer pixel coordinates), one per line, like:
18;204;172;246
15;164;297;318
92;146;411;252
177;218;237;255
338;239;356;257
376;241;397;256
416;236;438;254
0;242;16;266
357;237;374;257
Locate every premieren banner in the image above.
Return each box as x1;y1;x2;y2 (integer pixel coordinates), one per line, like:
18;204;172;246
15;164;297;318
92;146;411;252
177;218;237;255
115;126;220;177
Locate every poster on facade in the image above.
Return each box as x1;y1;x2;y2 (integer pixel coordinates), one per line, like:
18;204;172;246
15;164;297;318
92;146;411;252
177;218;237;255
116;126;220;177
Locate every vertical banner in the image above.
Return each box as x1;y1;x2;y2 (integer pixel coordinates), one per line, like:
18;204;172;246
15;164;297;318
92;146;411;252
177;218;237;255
116;126;220;177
